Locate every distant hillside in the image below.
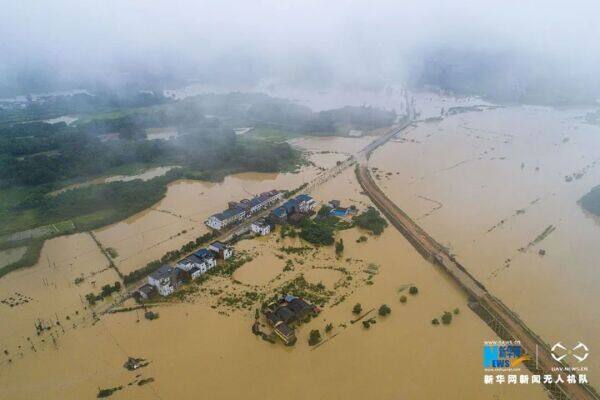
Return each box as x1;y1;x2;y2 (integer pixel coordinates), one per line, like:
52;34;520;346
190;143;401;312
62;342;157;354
409;48;600;107
580;185;600;217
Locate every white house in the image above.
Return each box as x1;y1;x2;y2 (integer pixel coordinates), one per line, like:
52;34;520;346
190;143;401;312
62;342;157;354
208;241;233;260
205;207;246;230
188;266;203;280
148;265;176;297
176;254;208;274
194;249;217;269
251;218;271;236
295;194;317;213
248;190;283;214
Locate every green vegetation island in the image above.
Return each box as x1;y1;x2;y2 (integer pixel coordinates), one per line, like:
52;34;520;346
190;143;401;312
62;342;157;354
0;90;396;277
579;185;600;217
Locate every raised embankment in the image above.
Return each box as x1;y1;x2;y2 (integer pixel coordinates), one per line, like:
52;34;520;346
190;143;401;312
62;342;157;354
356;148;598;400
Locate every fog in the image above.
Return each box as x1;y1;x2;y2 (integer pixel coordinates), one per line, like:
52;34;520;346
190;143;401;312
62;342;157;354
1;0;600;103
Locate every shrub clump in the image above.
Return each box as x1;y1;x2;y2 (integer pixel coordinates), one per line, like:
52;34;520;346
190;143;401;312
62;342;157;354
399;295;407;303
431;318;440;325
441;311;453;325
308;329;322;346
352;207;388;235
352;303;363;315
409;286;419;295
299;219;335;245
378;304;391;316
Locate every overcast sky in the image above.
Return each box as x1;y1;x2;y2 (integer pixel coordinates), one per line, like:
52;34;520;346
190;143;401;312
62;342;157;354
1;0;599;95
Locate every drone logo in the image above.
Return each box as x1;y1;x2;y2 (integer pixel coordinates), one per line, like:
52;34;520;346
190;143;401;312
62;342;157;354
551;342;589;363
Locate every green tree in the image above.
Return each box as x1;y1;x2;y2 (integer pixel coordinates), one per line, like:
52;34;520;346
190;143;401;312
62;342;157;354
378;304;391;316
441;311;453;325
308;329;322;346
335;239;344;256
352;303;362;315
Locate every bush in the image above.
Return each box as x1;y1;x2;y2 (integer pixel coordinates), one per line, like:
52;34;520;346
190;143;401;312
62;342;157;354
352;303;362;315
409;286;419;295
325;323;333;333
335;239;344;256
399;295;407;303
317;205;332;217
431;318;440;325
362;318;376;329
453;308;460;315
352;207;388;235
308;329;322;346
299;218;334;245
356;235;368;243
441;311;452;325
378;304;391;316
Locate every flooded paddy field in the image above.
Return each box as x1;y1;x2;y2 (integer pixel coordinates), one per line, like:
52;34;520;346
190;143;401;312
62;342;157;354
93;150;348;276
371;103;600;382
0;157;546;399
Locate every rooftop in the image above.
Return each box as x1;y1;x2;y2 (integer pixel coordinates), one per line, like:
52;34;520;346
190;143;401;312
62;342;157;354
194;248;215;259
137;283;155;295
209;241;227;250
149;265;174;280
295;194;313;203
212;207;245;221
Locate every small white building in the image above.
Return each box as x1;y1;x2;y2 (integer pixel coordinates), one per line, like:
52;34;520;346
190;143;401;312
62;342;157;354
295;194;317;213
188;266;203;280
177;255;208;274
148;265;176;297
251;219;271;236
194;248;217;269
205;207;246;230
208;241;233;260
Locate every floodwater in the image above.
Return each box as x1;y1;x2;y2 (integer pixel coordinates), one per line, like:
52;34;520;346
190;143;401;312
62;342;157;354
0;163;546;400
371;102;600;383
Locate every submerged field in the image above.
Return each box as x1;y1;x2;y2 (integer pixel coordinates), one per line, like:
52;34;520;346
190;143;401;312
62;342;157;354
371;102;600;383
0;134;547;399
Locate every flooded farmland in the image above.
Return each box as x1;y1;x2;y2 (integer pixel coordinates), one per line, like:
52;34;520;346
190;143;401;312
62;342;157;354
371;102;600;383
0;160;546;400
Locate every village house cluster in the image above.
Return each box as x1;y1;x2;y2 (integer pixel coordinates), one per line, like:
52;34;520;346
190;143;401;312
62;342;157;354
205;190;283;230
134;241;233;299
134;190;318;301
270;194;317;224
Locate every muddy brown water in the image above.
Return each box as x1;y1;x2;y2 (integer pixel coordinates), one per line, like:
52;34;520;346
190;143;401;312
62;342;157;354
371;104;600;384
0;136;546;399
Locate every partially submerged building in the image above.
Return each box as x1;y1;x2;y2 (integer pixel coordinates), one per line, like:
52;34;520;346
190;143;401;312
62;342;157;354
205;207;246;230
148;265;177;297
175;247;218;280
205;190;283;231
264;295;317;345
251;218;271;236
208;241;233;260
134;283;157;301
270;194;317;224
